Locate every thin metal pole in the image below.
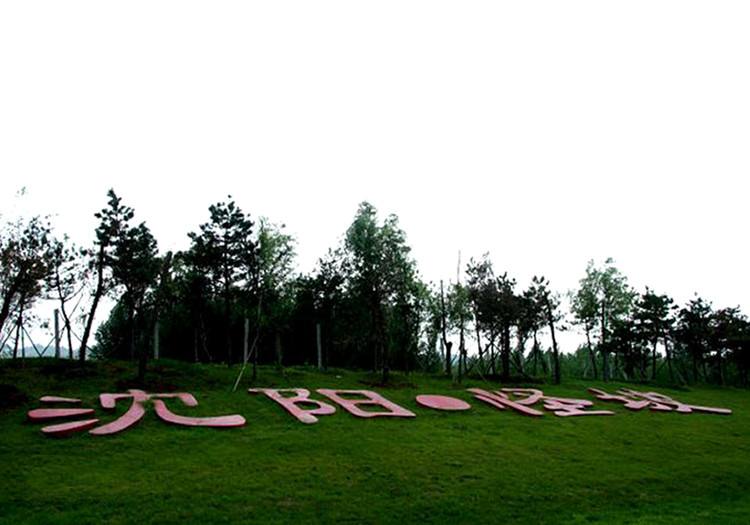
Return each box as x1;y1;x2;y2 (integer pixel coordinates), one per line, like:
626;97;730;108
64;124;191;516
153;320;160;360
316;323;322;370
243;318;250;364
21;316;25;362
54;309;60;359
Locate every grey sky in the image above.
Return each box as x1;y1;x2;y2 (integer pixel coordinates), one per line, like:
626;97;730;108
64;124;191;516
2;2;749;351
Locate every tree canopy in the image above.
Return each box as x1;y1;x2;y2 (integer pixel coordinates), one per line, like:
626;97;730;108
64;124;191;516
3;190;749;389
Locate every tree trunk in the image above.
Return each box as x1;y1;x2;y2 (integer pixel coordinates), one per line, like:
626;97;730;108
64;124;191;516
200;314;211;362
53;266;67;359
128;303;136;361
380;339;388;384
275;330;283;368
546;298;560;385
58;293;74;360
603;351;610;382
664;334;673;382
20;317;26;365
137;349;147;384
600;303;608;382
457;307;465;383
224;286;232;365
370;288;388;384
0;270;26;338
65;318;73;360
324;308;332;370
489;332;496;375
651;338;658;381
457;333;464;383
586;327;597;379
513;338;526;377
613;353;620;380
624;344;635;380
79;245;107;362
193;326;199;362
501;324;511;381
439;280;451;376
12;308;22;360
692;349;698;383
474;314;483;364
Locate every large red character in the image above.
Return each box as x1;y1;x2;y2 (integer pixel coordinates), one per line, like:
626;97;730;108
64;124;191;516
249;388;336;424
250;388;415;423
588;387;732;415
27;390;246;437
467;388;614;417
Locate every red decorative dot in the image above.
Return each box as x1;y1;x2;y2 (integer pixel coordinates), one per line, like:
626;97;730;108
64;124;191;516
416;395;471;411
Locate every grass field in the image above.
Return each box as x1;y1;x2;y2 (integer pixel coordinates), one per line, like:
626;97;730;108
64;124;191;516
1;359;749;524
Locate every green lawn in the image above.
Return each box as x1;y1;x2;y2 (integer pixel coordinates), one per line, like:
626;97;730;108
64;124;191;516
1;360;749;524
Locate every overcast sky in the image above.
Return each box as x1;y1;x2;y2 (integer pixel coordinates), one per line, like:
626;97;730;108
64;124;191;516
1;2;749;349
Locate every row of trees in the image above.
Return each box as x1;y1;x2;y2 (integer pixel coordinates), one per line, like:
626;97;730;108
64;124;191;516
2;191;749;386
570;259;750;386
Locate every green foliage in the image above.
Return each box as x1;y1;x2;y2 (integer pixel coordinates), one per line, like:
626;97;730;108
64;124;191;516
255;218;297;331
79;189;139;360
528;276;562;384
95;201;301;370
5;189;748;389
0;214;54;339
87;194;159;384
464;256;558;381
340;202;424;379
187;197;257;364
187;197;257;296
571;258;635;381
675;296;714;382
45;235;87;358
111;222;159;310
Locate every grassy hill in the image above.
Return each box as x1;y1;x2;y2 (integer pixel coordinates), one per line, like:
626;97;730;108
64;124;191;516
1;359;749;524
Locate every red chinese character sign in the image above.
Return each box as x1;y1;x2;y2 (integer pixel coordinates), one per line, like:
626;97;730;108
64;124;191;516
317;389;416;419
588;387;732;415
26;386;732;436
467;388;616;417
27;390;246;437
27;396;100;437
249;388;336;424
250;388;415;423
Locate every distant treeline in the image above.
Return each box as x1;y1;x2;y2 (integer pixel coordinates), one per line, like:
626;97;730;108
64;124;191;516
1;190;748;386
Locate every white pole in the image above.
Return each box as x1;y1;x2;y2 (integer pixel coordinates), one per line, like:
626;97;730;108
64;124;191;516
316;322;323;370
243;318;250;363
153;320;160;360
54;309;60;359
